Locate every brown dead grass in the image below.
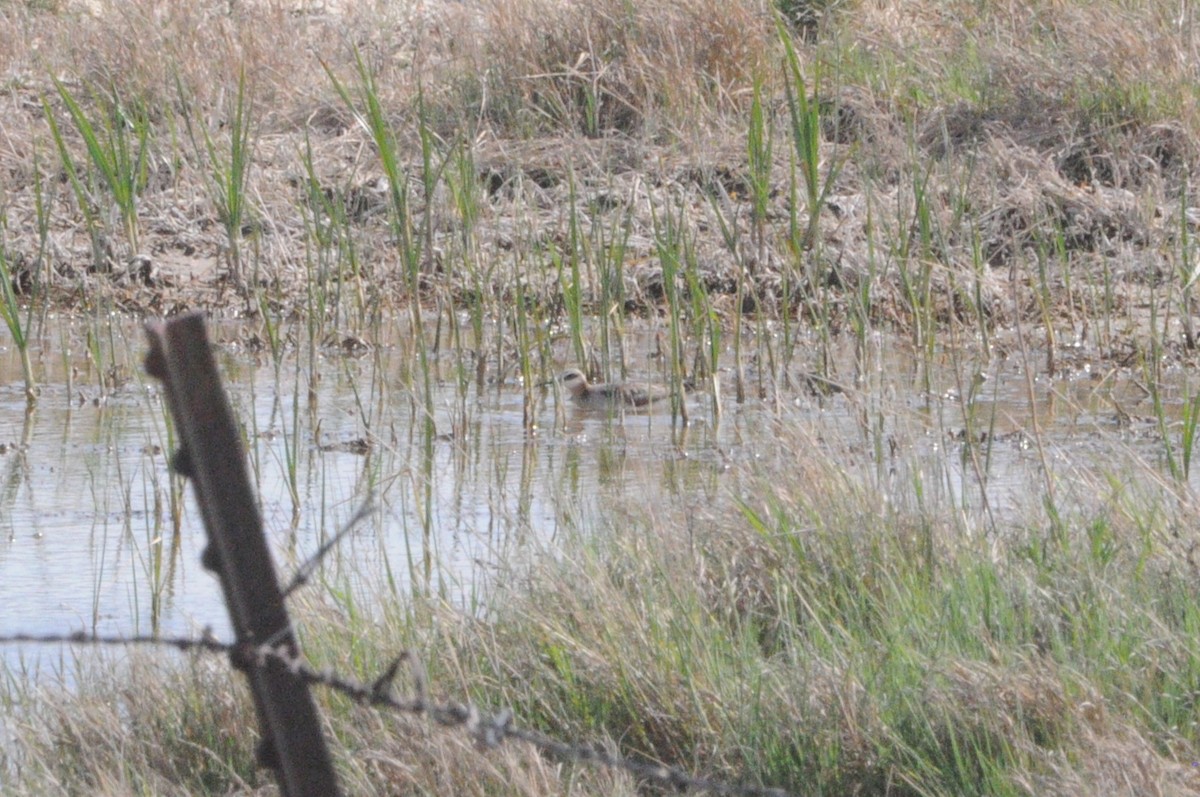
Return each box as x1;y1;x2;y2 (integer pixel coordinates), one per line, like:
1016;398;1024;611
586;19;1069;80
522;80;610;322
462;0;774;137
0;0;1198;354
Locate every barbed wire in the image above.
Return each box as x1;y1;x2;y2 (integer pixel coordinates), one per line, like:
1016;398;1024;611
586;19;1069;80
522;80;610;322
0;631;794;797
282;495;375;599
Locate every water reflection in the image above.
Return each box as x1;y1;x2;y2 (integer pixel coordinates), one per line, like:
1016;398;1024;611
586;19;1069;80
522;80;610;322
0;319;1190;675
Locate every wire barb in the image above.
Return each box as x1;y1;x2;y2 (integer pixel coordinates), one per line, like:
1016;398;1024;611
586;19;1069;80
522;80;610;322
370;653;404;702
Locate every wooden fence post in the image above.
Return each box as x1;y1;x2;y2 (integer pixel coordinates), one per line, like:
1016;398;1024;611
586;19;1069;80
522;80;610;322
145;312;341;797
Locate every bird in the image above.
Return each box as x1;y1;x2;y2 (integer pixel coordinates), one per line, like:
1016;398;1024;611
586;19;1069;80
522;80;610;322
548;367;672;409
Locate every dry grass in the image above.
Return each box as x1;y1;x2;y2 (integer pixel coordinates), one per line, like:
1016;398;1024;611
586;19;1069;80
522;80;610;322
457;0;774;137
0;0;1194;344
4;652;261;795
2;631;636;796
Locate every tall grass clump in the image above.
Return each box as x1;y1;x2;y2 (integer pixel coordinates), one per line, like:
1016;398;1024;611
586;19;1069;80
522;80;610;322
650;191;693;423
324;52;448;415
297;134;360;330
3;651;262;795
45;79;151;264
459;443;1200;795
178;70;256;287
779;19;841;257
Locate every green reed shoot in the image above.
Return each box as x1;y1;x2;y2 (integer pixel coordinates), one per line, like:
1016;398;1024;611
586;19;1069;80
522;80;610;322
577;182;618;378
47;78;149;257
1175;185;1199;349
650;193;690;425
411;110;453;528
447;144;480;262
1144;320;1184;483
778;18;841;255
0;214;36;403
414;101;454;412
845;195;879;375
283;350;303;528
778;19;846;378
1179;391;1200;482
1140;280;1200;484
84;322;111;394
592;185;634;377
415;95;451;269
44;98;102;270
895;165;937;357
30;149;55;296
146;364;186;536
298;134;363;332
733;259;748;406
703;179;748;401
747;74;772;265
749;73;786;398
562;175;587;369
681;252;720;389
324;49;412;283
1032;237;1059;376
1133;284;1184;488
255;291;284;366
509;237;555;429
445;144;489;384
327;54;450;414
967;224;991;352
298;191;336;328
742;76;779;400
179;71;255;286
126;458;175;635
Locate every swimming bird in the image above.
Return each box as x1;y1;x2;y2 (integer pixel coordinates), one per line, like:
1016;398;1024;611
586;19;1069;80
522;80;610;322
550;367;671;409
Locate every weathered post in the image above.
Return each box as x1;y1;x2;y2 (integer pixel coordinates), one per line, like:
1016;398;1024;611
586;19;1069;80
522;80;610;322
144;312;341;797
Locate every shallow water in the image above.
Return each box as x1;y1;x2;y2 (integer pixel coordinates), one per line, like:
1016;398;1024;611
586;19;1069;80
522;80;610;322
0;317;1190;676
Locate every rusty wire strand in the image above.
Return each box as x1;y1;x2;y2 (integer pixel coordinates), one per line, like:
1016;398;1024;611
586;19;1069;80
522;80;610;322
0;631;793;797
281;494;376;599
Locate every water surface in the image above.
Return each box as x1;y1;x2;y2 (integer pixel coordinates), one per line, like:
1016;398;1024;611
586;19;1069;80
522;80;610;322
0;318;1188;675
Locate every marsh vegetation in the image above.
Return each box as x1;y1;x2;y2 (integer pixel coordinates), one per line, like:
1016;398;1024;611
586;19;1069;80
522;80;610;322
2;0;1200;794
